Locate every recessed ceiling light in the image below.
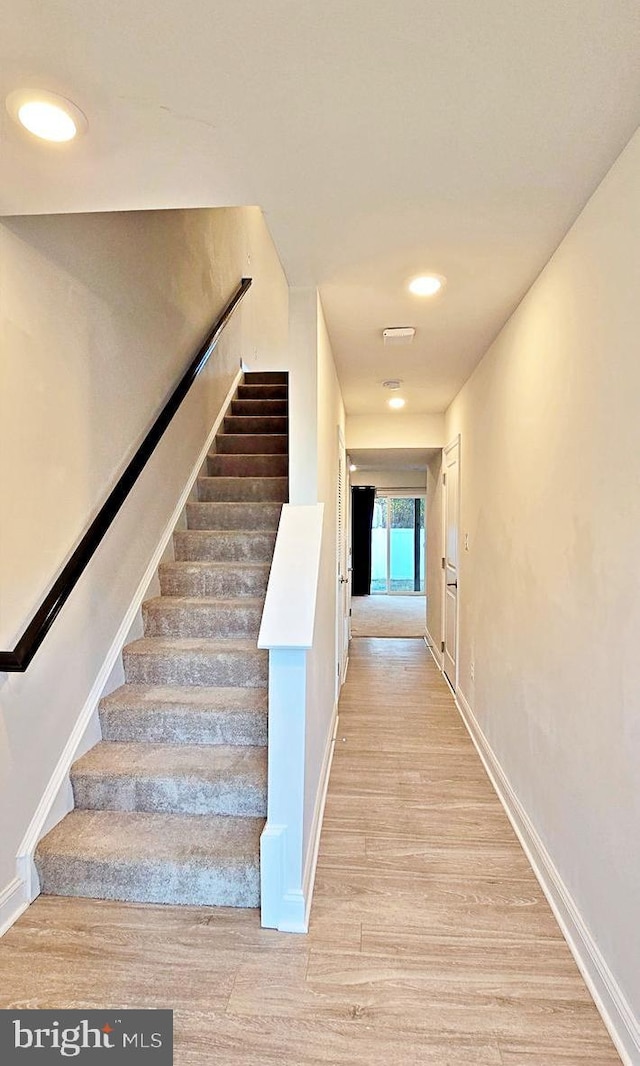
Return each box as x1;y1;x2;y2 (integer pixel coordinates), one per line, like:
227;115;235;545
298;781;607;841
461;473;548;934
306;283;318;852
408;275;444;297
6;89;87;142
349;463;357;472
388;397;406;409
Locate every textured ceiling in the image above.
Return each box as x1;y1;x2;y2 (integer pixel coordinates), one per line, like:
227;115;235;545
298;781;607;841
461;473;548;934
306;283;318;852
2;1;640;414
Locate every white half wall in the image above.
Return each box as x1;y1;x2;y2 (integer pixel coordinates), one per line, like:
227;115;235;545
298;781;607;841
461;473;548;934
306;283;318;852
0;206;288;901
259;504;325;932
445;127;640;1057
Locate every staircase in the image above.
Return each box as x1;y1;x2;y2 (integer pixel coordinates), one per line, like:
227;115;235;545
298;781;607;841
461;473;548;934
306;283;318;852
35;372;288;908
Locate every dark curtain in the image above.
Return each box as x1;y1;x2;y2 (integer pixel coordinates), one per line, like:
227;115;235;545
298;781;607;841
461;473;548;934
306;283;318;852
351;486;376;596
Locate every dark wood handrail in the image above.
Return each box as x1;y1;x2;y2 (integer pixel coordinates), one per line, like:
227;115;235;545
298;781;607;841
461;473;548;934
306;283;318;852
0;277;252;673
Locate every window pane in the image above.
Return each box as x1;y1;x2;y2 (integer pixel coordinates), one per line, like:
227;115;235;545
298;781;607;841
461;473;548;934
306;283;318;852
371;496;388;592
389;497;415;592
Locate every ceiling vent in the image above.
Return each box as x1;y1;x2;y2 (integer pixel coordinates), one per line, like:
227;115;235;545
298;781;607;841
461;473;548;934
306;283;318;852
382;326;415;345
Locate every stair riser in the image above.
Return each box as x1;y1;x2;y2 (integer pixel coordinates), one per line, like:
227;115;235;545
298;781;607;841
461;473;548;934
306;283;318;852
159;564;269;598
224;416;288;434
142;602;262;639
208;454;288;477
35;856;260;908
197;477;288;503
215;434;288;455
231;400;288;416
174;530;276;563
243;372;288;385
99;706;267;746
71;773;266;818
186;502;282;530
237;385;287;400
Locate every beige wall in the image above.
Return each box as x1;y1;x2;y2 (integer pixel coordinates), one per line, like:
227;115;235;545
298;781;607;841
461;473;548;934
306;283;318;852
346;412;444;450
445;128;640;1026
0;206;288;890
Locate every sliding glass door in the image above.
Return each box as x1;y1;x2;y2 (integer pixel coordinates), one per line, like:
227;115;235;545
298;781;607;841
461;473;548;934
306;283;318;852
371;495;425;594
371;497;389;592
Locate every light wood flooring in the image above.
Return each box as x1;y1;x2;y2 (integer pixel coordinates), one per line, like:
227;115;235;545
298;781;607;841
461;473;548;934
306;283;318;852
0;638;621;1064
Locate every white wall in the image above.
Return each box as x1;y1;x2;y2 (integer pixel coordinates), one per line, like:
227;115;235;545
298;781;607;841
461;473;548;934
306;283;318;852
346;412;444;450
303;295;345;859
286;288;319;505
0;206;288;892
445;127;640;1045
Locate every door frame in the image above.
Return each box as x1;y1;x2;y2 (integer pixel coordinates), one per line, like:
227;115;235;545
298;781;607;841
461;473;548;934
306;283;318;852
336;427;350;694
441;436;461;692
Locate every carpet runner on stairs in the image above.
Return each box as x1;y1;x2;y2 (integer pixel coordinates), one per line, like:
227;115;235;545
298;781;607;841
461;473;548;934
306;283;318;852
35;372;288;908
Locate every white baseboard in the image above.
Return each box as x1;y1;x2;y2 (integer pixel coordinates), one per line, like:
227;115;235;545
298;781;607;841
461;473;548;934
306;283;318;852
12;369;245;926
302;702;339;930
260;824;306;932
424;626;443;668
0;878;29;939
455;686;640;1066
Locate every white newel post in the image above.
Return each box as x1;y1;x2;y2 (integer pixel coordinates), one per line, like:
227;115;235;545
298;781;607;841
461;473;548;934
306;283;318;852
257;504;324;933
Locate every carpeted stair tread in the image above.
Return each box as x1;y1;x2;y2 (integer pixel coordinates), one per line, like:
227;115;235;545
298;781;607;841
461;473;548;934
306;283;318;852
197;476;288;503
236;384;287;400
142;596;264;639
208;453;288;477
215;433;288;455
173;529;277;562
243;371;288;385
158;560;270;598
36;810;263;907
99;684;267;745
186;501;282;530
231;399;288;416
224;415;288;434
123;637;268;688
125;636;266;653
71;741;267;816
122;635;267;686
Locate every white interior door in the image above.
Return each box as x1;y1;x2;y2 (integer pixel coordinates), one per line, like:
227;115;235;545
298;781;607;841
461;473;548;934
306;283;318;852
336;433;350;691
443;438;460;690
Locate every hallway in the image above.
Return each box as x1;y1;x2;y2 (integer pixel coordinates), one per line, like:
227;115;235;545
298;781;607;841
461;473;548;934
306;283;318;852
0;640;620;1064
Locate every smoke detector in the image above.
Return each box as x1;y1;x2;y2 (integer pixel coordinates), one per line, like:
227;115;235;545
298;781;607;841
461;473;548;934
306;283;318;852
382;326;415;345
382;379;402;391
